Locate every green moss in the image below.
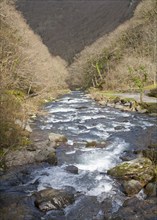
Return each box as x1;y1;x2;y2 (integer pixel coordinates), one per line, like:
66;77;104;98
6;90;25;101
107;158;155;185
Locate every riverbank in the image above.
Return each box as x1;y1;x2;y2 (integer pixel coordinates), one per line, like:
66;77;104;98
88;88;157;116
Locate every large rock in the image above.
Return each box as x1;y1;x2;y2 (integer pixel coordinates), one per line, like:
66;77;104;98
123;179;143;196
48;133;67;144
34;188;74;212
5;146;57;167
107;157;155;187
144;182;157;197
111;197;157;220
0;192;43;220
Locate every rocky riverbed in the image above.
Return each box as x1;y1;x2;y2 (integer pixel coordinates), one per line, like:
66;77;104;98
0;91;157;220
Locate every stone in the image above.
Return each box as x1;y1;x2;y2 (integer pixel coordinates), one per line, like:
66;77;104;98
34;188;74;212
123;179;143;196
107;157;155;187
49;133;67;144
15;119;32;132
65;165;78;174
47;151;57;165
86;141;97;148
5;149;35;167
85;141;109;148
114;126;125;130
144;182;157;197
98;100;107;105
0;192;43;220
111;197;157;220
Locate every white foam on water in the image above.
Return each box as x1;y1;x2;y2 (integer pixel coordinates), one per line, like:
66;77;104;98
66;150;76;155
40;124;52;130
67;140;74;145
49;107;76;113
60;98;89;104
74;138;128;172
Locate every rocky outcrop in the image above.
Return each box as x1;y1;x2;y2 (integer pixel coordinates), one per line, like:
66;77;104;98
108;157;155;196
4;131;68;167
34;188;74;211
111;197;157;220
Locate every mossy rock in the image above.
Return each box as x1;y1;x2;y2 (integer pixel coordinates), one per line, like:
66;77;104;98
47;151;57;165
107;157;155;186
86;141;97;148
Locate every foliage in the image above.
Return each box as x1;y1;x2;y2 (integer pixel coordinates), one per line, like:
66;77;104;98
0;0;68;150
69;0;157;91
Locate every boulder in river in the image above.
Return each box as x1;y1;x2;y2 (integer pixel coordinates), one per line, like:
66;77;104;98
65;165;78;174
144;182;157;197
46;151;58;165
49;133;67;145
85;141;109;148
107;157;155;187
123;179;143;196
34;188;74;212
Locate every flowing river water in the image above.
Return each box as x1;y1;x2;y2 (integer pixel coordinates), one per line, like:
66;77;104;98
1;91;157;219
29;91;156;218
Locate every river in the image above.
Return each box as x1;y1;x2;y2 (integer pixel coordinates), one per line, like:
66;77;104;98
1;91;157;220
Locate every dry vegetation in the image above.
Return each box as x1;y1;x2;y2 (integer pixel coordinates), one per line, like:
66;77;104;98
69;0;157;91
0;0;69;149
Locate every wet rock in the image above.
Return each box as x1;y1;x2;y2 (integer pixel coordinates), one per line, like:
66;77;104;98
0;192;43;220
86;141;97;148
65;165;78;174
75;106;88;109
34;188;74;212
114;126;125;130
46;151;57;165
43;210;66;220
123;179;143;196
111;197;157;220
107;157;155;187
49;133;67;144
144;182;157;197
86;141;109;148
62;186;76;195
66;195;102;220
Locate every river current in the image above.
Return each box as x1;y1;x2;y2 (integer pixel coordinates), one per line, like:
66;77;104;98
24;91;157;219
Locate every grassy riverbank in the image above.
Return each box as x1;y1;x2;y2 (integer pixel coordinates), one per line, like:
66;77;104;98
88;87;157;115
